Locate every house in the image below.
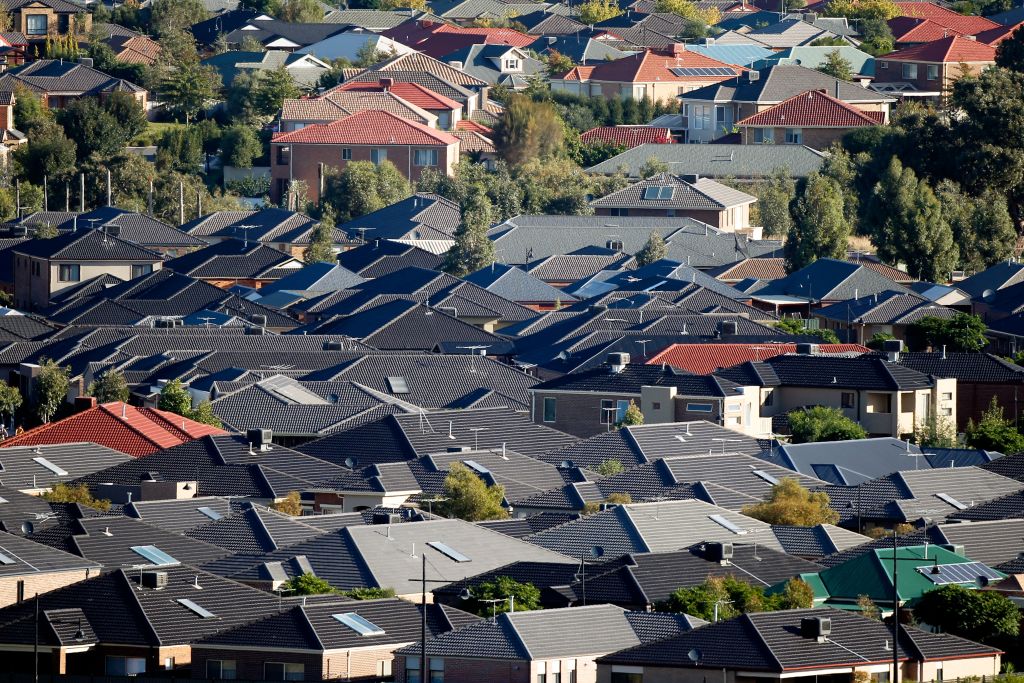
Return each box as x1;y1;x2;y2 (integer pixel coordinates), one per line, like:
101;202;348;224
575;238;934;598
587;143;827;179
551;44;744;103
394;605;704;683
335;239;445;277
529;33;629;65
0;442;131;495
595;607;1002;683
464;262;576;310
164;239;304;289
678;64;893;143
814;291;957;344
270;110;460;204
1;0;89;46
516;10;587;35
221;17;345;51
874;36;996;99
192;598;479;682
0;400;226;457
0;530;99;607
20;207;207;257
888;2;998;46
580;126;673;149
295;31;416;62
440;44;545;88
648;342;868;374
754;45;876;80
339;192;461;242
685;42;776;67
590;173;759;236
181;208;340;259
202;50;330;89
748;258;912;316
93;24;160;66
280;86;438;132
0;59;147;110
735;89;883;149
11;228;163;311
337;79;465;129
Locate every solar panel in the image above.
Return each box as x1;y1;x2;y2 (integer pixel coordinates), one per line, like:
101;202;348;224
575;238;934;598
427;541;471;562
177;598;216;618
935;492;968;510
0;551;14;565
197;506;223;521
386;376;410;394
32;456;68;476
642;186;674;200
708;514;747;535
752;470;779;485
333;612;385;636
917;562;1003;586
463;460;490;475
130;545;180;566
670;66;736;77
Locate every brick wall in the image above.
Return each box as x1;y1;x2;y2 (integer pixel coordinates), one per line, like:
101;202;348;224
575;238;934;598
191;647;323;680
394;655;531;683
323;644;408;680
0;569;93;608
532;390;640;438
739;126;853;150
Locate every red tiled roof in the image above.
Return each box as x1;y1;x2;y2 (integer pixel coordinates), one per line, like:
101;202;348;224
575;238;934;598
581;126;673;148
881;35;996;63
456;118;493;133
892;2;998;33
975;22;1023;46
271;109;459;146
736;89;880;128
580;47;743;84
859;260;915;284
0;402;226;457
338;80;462;111
384;20;534;58
557;65;595;81
647;343;870;374
714;257;787;281
889;17;969;43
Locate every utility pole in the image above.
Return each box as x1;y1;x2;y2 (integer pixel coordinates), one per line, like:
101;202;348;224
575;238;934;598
43;176;47;211
407;547;446;683
106;169;112;207
892;530;899;683
33;593;39;683
179;181;184;226
80;173;85;212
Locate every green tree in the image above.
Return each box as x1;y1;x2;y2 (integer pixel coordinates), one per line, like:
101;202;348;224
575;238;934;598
13;124;77;185
0;382;23;429
157;378;193;416
914;584;1020;646
776;578;815;609
252;68;302;118
935;181;1016;271
964;396;1024;453
857;594;882;620
439;462;508;521
33;359;69;424
663;576;785;621
915;413;958;449
758;169;795;237
493;95;565;166
787;406;867;445
818;49;853;80
785;173;849;273
345;587;396;599
188;400;222;428
104;92;149;143
273;0;324;22
617;400;644;427
220;125;263;168
287;573;336;595
906;313;988;352
443;186;496;276
546;49;574;77
578;0;621;23
467;576;542;616
151;0;209;36
273;490;303;516
639;156;669;178
635;231;667;266
773;317;840;343
13;86;51;137
161;62;220;124
995;24;1024;73
820;144;860;230
323;160;411;222
41;482;111;511
88;369;130;404
57;98;123;162
32;222;58;239
304;206;336;263
742;477;841;525
595;459;624;476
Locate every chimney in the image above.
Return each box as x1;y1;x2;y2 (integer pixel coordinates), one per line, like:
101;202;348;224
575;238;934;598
671;42;687;57
380;77;393;91
606;352;630;373
74;396;97;412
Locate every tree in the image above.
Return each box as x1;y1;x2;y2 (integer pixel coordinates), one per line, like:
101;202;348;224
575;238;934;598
906;313;988;352
639;156;669;178
220;125;263;168
595;459;625;476
776;577;815;610
0;381;21;428
964;397;1024;454
617;400;644;427
151;0;209;35
287;573;336;595
914;584;1020;646
467;576;542;616
103;92;148;143
742;477;840;525
788;406;867;444
773;317;840;343
33;359;69;424
13;86;51;137
345;587;396;600
323;161;411;222
32;222;58;239
826;0;899;20
935;181;1016;272
157;378;193;416
578;0;621;23
662;576;807;621
274;0;324;22
88;369;130;403
634;231;667;267
758;169;795;237
251;68;302;118
996;24;1024;73
914;413;958;449
41;483;111;511
493;95;565;166
13;124;77;185
655;0;717;30
272;490;303;516
443;186;496;276
546;49;574;77
439;462;508;521
188;400;222;428
818;49;853;80
161;62;220;124
304;206;336;263
784;173;849;273
857;594;882;620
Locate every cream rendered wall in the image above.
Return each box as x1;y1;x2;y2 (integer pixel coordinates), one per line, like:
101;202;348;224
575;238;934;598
48;260;161;296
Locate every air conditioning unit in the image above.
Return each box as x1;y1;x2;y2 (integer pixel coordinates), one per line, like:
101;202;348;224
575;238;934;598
250;314;268;326
800;617;831;640
718;320;738;336
372;513;403;525
705;541;733;564
247;428;273;451
941;544;966;557
140;571;169;589
324;340;344;351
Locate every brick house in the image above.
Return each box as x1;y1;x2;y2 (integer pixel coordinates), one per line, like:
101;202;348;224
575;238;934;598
736;89;883;149
270;109;460;205
0;531;99;608
0;59;147;110
875;36;995;99
2;0;89;47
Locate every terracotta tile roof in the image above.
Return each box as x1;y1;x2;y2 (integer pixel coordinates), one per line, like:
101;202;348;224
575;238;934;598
280;96;351;121
384;20;535;57
647;343;870;374
0;402;226;457
890;17;968;43
456;118;492;133
558;65;595;81
106;35;161;65
372;51;488;87
892;2;998;34
272;109;459;145
338;80;462;110
454;129;495;153
881;35;996;62
736;89;881;128
711;257;787;281
975;21;1023;45
581;126;673;148
582;47;743;84
859;260;915;284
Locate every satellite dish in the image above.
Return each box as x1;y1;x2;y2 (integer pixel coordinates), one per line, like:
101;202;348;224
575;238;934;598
459;588;473;601
982;289;996;302
21;521;33;534
560;460;574;469
688;648;702;663
344;457;358;469
977;575;990;588
591;545;604;559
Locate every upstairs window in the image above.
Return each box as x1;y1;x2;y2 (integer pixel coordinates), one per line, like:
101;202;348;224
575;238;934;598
58;264;80;282
276;145;290;165
754;128;774;144
902;63;918;79
370;148;387;165
784;128;802;144
927;64;939;80
26;14;47;35
414;149;438;166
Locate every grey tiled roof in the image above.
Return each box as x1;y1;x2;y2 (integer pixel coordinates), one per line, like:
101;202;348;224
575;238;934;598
0;530;100;576
13;228;162;262
817;292;953;325
0;443;132;490
590;174;756;211
0;60;146;97
121;496;236;534
165;239;300;280
587;143;827;178
680;64;894;106
752;258;911;301
340;193;460;241
22;208;207;249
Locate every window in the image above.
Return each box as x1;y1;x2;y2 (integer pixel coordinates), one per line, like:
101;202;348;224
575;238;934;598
880;61;889;69
652;402;661;410
611;673;643;683
690;104;710;130
414;149;438;167
430;658;444;683
941;392;952;401
276;145;290;165
16;580;24;603
342;148;352;160
927;64;939;80
763;389;774;407
438;112;451;129
872;673;891;683
59;264;80;282
407;657;422;683
686;402;713;413
132;264;153;278
941;407;953;416
902;63;918;79
642;186;674;200
265;663;304;681
543;397;556;423
784;128;802;144
609;208;629;216
370;148;387;165
538;676;546;683
377;660;392;677
715;106;726;124
26;14;47;35
207;661;237;679
503;58;520;70
601;399;629;424
106;656;147;677
164;658;175;670
841;392;855;409
754;128;774;144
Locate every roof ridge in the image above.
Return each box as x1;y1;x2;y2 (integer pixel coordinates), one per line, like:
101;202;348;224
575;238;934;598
112;569;163;646
501;611;534;659
618;505;652;552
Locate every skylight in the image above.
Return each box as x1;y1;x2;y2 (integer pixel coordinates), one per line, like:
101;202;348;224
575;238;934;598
708;514;747;535
386;376;410;394
462;460;490;475
0;551;14;565
935;492;968;510
752;470;780;485
0;496;7;504
130;545;180;566
176;598;216;618
917;562;1003;586
32;456;68;476
333;612;385;636
427;541;471;563
642;186;674;200
197;506;223;521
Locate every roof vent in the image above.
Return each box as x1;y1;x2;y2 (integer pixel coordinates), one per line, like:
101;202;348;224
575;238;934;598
795;342;817;355
883;338;903;362
324;340;344;351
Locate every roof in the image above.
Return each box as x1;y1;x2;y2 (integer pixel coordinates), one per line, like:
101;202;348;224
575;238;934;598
21;208;206;249
272;109;459;145
752;258;911;301
122;496;236;534
339;193;461;242
181;208;323;245
566;47;743;84
0;402;226;457
717;353;935;391
13;228;162;262
880;35;996;62
0;442;131;490
533;362;742;397
0;60;146;97
463;263;576;304
680;64;894;106
590;173;756;211
891;1;998;34
737;89;882;128
581;126;673;148
816;292;955;325
337;79;462;111
648;343;868;374
587;143;827;178
0;530;100;576
755;45;876;76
